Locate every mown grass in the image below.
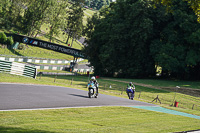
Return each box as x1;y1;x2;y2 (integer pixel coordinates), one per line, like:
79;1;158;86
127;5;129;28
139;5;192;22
111;78;200;90
0;46;74;60
0;107;199;133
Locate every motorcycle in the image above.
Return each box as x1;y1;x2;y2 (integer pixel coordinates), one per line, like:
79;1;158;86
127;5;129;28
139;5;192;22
126;86;135;100
88;82;98;98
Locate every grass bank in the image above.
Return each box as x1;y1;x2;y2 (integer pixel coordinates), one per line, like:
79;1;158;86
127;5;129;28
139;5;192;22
0;107;199;133
113;78;200;90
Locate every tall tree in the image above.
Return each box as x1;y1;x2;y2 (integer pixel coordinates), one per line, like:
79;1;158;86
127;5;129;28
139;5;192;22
65;0;84;47
151;0;200;79
83;12;100;39
84;0;156;77
84;0;200;79
0;0;12;28
0;0;32;30
47;0;69;42
23;0;57;36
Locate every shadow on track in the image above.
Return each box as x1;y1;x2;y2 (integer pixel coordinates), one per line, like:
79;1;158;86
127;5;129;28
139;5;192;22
69;94;89;98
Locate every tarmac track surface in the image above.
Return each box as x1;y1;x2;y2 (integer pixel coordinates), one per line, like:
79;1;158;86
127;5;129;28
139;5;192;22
0;83;156;110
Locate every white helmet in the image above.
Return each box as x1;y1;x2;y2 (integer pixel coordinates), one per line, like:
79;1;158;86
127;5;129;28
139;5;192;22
91;76;96;81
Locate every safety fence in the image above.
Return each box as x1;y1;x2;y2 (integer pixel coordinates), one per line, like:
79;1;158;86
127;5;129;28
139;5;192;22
0;59;36;78
0;55;86;64
35;65;65;71
33;66;93;73
74;68;93;73
0;55;85;64
0;55;92;71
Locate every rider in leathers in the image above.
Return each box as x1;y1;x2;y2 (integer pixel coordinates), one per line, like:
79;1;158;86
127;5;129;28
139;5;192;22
126;82;135;99
89;76;99;96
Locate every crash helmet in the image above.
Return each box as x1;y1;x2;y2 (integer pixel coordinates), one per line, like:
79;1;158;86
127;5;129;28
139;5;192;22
129;82;133;86
91;76;96;81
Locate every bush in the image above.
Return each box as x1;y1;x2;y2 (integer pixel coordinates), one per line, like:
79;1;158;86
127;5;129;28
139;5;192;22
0;32;7;44
18;43;26;50
6;36;14;45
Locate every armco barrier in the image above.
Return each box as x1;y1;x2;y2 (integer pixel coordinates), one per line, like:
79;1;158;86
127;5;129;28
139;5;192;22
0;55;85;64
35;65;64;70
74;69;93;73
0;59;37;78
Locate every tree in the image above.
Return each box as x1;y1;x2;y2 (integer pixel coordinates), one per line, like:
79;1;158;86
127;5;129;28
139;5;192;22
151;0;200;79
23;0;57;36
83;12;100;39
84;0;200;79
0;32;7;44
65;0;84;47
84;0;156;77
7;0;28;25
153;0;200;21
47;0;69;42
0;0;12;28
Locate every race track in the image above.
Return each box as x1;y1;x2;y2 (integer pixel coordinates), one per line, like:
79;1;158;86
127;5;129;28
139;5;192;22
0;83;156;110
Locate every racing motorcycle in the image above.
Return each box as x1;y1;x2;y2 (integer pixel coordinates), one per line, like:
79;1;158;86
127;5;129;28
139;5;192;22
88;81;98;98
126;86;135;100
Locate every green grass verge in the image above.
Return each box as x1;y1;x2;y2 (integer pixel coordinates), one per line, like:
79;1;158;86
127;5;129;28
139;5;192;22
0;107;200;133
110;78;200;90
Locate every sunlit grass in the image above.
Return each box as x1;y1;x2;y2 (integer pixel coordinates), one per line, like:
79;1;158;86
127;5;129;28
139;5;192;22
0;46;74;60
0;107;199;133
110;78;200;89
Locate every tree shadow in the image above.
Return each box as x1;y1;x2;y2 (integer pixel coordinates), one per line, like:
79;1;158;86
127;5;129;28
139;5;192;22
44;34;66;45
0;126;54;133
7;48;23;56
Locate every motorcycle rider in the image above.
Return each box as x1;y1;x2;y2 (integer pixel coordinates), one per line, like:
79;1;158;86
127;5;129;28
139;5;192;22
89;76;99;96
126;82;135;99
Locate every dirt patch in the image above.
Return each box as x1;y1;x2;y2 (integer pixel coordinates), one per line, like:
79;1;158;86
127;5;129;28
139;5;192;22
162;87;200;97
102;78;200;97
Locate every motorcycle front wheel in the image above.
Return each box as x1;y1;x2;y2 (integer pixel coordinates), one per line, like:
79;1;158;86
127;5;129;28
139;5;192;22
88;88;94;98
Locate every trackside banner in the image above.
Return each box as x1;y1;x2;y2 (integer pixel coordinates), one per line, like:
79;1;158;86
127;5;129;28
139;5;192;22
5;33;84;58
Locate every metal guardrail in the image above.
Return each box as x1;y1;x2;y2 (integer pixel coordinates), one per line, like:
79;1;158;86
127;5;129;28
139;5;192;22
0;59;36;78
0;55;85;64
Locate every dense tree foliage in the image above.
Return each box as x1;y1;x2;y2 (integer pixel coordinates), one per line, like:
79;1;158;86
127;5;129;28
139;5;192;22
65;0;84;47
23;0;57;36
151;0;200;79
84;0;156;77
47;0;69;42
0;0;84;44
84;0;200;79
153;0;200;21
